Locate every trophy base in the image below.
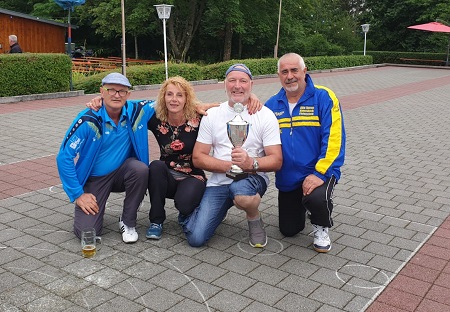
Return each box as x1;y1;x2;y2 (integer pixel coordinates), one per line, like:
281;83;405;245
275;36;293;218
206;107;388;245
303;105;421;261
226;171;249;181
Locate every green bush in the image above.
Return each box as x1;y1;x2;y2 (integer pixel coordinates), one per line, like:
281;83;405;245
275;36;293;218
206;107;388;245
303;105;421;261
0;53;71;97
202;58;278;80
73;55;373;94
74;63;204;94
0;54;374;96
305;55;372;70
354;50;447;65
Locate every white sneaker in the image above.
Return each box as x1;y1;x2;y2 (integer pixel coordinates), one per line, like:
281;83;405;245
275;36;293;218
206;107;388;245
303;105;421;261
312;224;331;253
119;217;138;243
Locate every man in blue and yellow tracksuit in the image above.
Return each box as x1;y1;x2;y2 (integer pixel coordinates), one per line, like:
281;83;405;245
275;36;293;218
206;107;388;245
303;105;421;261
265;53;346;253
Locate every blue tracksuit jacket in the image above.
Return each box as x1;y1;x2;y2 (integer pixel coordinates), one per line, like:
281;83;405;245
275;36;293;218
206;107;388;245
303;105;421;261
265;74;346;192
56;100;155;202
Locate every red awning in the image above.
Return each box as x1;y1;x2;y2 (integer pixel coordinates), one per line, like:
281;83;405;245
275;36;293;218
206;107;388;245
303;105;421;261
407;22;450;33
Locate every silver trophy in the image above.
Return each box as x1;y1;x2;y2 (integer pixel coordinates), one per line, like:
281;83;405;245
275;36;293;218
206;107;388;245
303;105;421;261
226;103;250;181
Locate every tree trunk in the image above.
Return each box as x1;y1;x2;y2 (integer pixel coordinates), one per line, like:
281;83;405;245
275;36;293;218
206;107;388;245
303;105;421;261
223;22;233;61
167;0;207;62
238;34;242;59
134;36;138;59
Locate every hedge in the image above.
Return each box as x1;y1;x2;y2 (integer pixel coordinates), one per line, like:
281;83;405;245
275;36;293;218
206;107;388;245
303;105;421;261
0;54;372;96
74;55;372;94
0;53;71;97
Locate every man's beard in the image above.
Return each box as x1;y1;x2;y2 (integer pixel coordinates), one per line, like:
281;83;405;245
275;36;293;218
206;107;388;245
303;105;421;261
284;80;299;92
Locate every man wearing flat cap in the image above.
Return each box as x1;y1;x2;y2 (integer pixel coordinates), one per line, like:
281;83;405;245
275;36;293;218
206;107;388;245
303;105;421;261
180;63;282;248
57;73;155;243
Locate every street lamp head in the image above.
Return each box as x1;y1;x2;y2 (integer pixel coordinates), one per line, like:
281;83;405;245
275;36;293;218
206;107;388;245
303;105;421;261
361;24;370;33
154;4;173;20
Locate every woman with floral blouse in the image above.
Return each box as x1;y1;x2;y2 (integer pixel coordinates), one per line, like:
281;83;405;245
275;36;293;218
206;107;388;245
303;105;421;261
146;76;207;239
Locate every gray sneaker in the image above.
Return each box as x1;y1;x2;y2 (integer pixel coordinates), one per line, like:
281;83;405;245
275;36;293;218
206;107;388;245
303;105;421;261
248;217;267;248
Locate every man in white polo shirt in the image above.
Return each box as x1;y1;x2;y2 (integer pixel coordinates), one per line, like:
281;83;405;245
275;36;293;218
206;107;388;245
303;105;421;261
181;64;282;248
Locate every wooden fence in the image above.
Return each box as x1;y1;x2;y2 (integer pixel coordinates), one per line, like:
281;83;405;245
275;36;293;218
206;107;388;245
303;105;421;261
72;57;162;74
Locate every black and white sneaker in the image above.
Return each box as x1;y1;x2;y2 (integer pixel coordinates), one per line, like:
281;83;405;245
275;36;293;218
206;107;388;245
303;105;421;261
119;217;138;243
312;224;331;253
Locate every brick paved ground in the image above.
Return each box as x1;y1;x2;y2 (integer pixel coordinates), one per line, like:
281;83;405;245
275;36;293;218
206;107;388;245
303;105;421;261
0;65;449;312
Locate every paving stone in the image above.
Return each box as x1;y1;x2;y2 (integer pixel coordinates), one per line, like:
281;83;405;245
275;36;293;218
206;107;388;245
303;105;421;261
241;281;288;306
279;259;320;279
242;301;284;312
45;275;91;298
309;284;355;309
219;255;260;275
92;295;144;312
337;247;375;264
0;247;25;265
84;267;128;288
389;237;422;252
208;289;253;312
24;293;76;312
0;281;50;309
274;293;322;312
246;264;289;286
66;285;117;310
186;262;227;283
123;261;167;281
367;255;404;274
174;278;222;303
364;242;400;258
167;298;212;312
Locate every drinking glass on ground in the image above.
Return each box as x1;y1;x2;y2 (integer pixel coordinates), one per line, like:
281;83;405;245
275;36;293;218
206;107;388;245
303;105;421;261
81;228;102;258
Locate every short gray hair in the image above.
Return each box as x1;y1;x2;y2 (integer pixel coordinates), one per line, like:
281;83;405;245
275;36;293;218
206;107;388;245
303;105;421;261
277;53;306;72
9;35;18;43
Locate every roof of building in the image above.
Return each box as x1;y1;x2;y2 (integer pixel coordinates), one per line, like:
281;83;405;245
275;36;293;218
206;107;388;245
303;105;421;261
0;8;72;28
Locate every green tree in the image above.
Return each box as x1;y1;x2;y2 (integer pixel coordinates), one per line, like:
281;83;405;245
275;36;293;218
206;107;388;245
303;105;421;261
0;0;35;13
166;0;207;62
362;0;450;52
201;0;244;61
87;0;156;59
32;0;64;21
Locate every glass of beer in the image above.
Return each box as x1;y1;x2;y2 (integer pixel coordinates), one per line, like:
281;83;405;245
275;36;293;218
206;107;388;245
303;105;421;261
81;228;101;258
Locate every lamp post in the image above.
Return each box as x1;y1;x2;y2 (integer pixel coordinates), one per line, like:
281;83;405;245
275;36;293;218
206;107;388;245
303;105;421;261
121;0;126;75
436;19;450;66
154;4;173;80
274;0;282;58
361;23;370;56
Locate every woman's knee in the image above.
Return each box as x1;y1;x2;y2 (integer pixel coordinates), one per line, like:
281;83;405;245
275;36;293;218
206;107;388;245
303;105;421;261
176;202;198;216
149;160;166;172
175;180;205;215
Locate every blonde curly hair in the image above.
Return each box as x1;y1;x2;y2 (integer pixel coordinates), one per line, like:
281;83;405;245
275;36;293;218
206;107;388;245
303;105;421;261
155;76;200;123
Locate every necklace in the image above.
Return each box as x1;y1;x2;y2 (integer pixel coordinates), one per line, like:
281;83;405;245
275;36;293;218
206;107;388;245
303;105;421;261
166;121;186;141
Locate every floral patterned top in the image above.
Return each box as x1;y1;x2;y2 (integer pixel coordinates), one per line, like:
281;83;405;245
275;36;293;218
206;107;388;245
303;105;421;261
148;114;206;182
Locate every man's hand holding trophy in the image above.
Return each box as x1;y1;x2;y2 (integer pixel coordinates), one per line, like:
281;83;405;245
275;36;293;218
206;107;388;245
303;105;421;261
226;102;256;181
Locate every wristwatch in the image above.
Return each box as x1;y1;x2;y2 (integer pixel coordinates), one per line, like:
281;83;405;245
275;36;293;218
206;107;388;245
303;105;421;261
252;158;259;171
